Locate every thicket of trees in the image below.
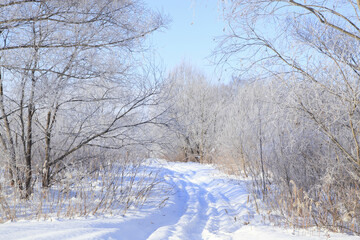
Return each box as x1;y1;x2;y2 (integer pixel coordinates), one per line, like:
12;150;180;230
214;0;360;234
0;0;166;199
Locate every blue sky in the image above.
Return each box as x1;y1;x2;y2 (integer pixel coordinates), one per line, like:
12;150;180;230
144;0;228;81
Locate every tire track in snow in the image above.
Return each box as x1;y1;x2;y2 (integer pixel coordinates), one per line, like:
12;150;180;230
148;162;243;240
148;168;210;239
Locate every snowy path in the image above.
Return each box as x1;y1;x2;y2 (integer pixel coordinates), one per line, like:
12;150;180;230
0;161;357;240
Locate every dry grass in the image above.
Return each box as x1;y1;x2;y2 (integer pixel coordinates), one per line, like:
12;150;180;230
251;172;360;235
208;154;360;236
0;156;170;222
273;182;360;234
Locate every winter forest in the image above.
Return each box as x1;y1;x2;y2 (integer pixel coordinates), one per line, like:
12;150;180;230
0;0;360;239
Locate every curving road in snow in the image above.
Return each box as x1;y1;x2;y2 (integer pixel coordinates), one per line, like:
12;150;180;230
0;160;357;240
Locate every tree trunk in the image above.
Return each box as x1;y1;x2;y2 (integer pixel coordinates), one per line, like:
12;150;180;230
42;111;52;188
42;161;50;188
23;50;38;197
24;101;33;198
258;106;266;198
0;69;18;188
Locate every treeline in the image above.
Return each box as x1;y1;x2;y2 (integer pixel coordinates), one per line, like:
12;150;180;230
159;60;360;234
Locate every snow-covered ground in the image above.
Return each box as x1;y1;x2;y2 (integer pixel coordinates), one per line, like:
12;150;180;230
0;160;358;240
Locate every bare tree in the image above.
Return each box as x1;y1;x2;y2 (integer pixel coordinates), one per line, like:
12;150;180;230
162;63;223;163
